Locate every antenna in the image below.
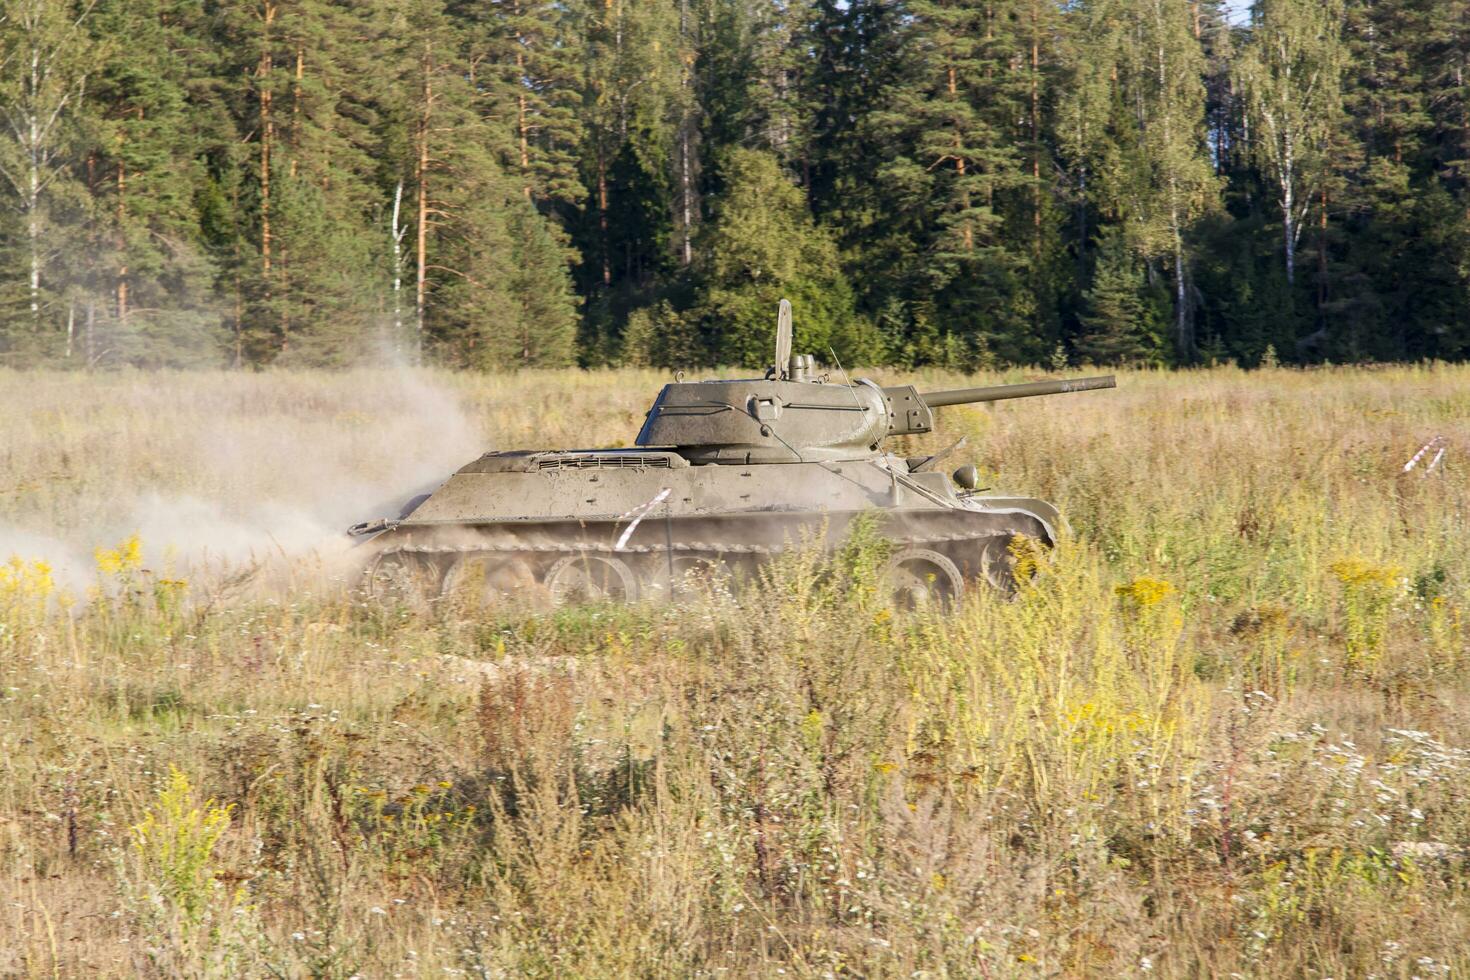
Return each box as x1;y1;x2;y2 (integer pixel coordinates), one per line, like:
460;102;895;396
828;345;867;412
774;299;792;379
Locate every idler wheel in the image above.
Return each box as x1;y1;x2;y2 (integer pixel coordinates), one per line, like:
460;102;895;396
883;548;964;610
544;554;638;605
365;551;442;609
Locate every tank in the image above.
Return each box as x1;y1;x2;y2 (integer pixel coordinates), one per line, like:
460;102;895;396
350;301;1114;607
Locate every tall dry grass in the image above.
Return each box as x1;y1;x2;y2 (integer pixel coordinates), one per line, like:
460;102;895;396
1;363;1468;977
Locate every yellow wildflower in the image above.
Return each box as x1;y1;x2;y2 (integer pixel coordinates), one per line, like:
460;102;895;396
1329;557;1400;589
1115;576;1176;607
95;534;143;576
1;556;54;601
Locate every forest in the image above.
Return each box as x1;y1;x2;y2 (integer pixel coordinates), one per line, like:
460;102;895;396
0;0;1466;370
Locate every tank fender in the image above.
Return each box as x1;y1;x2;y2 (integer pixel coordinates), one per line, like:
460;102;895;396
966;496;1067;543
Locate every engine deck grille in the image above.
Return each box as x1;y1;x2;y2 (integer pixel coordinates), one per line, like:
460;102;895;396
536;453;674;470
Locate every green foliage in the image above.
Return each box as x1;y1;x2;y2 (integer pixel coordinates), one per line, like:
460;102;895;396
129;766;234;926
689;148;877;366
0;0;1465;367
1075;225;1169;364
1235;0;1347;288
430;184;580;370
620;299;703;367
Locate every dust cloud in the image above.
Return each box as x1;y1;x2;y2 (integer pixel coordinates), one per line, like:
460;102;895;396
0;363;488;597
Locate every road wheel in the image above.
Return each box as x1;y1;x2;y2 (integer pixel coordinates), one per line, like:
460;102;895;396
365;551;442;610
883;548;963;610
545;554;638;605
643;554;731;601
442;554;538;608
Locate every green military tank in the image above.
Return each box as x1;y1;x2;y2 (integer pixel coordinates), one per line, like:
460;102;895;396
350;301;1113;607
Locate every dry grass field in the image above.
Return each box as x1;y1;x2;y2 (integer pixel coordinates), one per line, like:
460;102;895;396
1;363;1468;977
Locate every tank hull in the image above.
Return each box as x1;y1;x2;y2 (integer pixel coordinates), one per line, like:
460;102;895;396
357;450;1061;605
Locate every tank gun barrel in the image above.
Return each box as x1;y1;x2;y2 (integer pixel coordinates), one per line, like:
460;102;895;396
919;375;1115;408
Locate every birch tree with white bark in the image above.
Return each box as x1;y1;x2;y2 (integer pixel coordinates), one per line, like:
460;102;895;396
1058;0;1219;358
1236;0;1346;285
0;0;93;343
1132;0;1220;357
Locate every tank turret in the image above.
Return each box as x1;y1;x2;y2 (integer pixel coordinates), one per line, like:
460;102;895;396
636;301;1115;464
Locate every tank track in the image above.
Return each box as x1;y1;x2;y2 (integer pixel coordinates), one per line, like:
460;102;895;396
361;509;1050;605
366;528;1014;555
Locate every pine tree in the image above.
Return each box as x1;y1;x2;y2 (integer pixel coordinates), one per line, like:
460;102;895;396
799;0;909;223
457;0;584;212
575;0;683;335
81;0;221;366
893;0;1015;260
690;147;874;366
430;188;579;369
837;0;1048;362
203;0;394;363
1320;0;1435;357
1075;224;1167;364
376;3;580;369
1424;0;1470;200
268;0;402;363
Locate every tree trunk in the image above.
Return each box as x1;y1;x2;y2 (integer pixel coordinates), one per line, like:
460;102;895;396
27;43;41;323
1031;1;1042;260
1282;125;1296;285
116;160;128;322
1076;164;1088;279
290;46;303;179
1282;175;1296;285
1174;238;1190;356
680;126;693;266
1154;17;1192;357
258;3;276;291
948;66;973;251
415;39;433;356
598;154;610;285
232;180;244;367
678;0;693;267
278;43;303;350
515;11;531;200
27;106;40;318
1317;187;1328;315
391;178;405;348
